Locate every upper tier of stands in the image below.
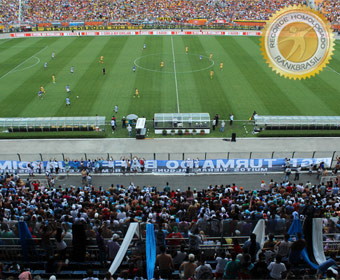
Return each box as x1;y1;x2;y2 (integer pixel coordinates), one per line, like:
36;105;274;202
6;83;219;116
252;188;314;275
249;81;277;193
2;0;339;26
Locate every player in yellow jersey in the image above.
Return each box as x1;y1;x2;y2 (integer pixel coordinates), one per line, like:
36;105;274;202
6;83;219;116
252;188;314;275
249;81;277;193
185;46;188;54
209;53;213;61
161;60;164;69
210;70;214;80
99;56;104;64
52;74;56;84
134;88;139;98
220;62;223;71
40;85;46;93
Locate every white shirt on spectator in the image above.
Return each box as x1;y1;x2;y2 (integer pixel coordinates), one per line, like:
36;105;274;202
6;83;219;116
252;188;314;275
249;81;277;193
267;261;286;279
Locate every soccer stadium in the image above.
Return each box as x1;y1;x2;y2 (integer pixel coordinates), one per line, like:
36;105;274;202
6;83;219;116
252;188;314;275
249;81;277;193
0;0;340;279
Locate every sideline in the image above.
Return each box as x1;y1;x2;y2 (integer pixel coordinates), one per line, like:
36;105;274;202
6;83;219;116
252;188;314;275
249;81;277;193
171;36;180;113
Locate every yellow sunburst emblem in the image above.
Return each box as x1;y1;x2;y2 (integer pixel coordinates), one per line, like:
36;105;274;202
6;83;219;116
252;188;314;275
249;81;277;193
260;5;334;80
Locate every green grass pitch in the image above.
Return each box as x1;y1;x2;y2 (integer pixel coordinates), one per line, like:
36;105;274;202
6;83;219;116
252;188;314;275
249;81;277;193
0;35;340;133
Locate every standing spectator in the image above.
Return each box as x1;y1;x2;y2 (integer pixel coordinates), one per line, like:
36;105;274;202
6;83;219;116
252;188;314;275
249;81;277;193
122;116;126;128
18;268;32;280
212;119;216;131
229;113;234;126
55;224;68;263
96;228;106;265
188;229;201;255
220;120;225;132
111;119;115;134
107;234;120;261
243;233;260;263
284;166;291;181
289;232;306;267
276;233;291;261
179;253;197;280
155;246;174;279
140;158;145;172
215;114;219;126
215;251;229;279
224;252;240;279
127;124;132;137
194;158;199;174
40;224;56;258
294;165;301;181
173;245;187;269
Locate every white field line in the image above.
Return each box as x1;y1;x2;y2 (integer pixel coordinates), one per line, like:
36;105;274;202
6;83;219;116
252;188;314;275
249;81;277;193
0;45;48;81
327;65;340;76
171;36;180;113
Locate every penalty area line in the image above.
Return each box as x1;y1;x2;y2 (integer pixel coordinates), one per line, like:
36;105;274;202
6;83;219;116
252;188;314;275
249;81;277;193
171;36;180;113
0;45;48;81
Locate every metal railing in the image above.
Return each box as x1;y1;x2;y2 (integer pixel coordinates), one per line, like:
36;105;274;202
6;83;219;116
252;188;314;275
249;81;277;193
1;150;339;167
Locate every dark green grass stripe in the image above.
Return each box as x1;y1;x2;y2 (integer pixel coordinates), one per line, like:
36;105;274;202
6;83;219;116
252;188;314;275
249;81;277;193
128;36;164;117
55;37;129;116
218;36;302;115
0;38;57;78
300;76;340;115
0;37;93;117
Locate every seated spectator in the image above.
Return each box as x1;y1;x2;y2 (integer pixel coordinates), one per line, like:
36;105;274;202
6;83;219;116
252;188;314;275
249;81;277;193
251;252;268;279
195;257;213;280
179;253;197;279
267;255;287;280
224;252;240;279
83;269;99;280
155;245;174;279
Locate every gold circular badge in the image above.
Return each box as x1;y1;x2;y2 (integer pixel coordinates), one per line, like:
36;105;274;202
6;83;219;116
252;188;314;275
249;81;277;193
260;5;334;80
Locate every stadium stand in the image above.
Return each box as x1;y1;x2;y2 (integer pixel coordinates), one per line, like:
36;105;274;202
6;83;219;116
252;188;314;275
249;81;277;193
0;156;340;279
4;0;336;27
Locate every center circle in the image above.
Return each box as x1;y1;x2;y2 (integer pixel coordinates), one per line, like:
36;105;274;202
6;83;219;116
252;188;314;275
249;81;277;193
278;22;318;63
134;53;214;74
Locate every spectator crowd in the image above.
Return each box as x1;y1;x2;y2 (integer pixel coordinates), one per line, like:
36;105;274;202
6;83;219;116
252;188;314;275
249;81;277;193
5;0;340;27
0;159;340;279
